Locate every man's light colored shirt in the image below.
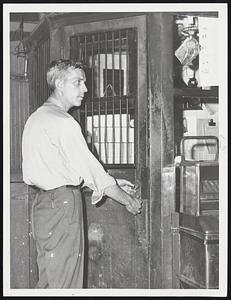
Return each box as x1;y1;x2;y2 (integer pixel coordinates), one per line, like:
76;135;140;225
22;100;116;204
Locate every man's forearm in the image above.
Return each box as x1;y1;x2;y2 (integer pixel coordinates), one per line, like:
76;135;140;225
104;184;131;206
104;183;142;215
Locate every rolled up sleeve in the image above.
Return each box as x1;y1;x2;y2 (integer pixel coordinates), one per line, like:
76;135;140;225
57;119;117;204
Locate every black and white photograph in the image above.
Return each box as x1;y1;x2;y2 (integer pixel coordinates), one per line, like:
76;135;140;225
3;3;228;297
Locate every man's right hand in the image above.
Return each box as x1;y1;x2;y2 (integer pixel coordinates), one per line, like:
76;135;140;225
125;196;142;215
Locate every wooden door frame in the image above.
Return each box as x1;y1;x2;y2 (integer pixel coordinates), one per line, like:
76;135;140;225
147;12;175;288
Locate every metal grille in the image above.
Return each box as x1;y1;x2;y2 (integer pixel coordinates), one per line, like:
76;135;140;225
70;28;137;166
31;36;50;109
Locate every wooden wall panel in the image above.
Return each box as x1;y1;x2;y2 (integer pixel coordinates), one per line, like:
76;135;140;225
28;34;50;114
10;183;30;288
84;191;136;288
10;184;38;288
83;190;149;288
28;187;39;288
147;13;162;289
134;14;149;289
10;79;29;176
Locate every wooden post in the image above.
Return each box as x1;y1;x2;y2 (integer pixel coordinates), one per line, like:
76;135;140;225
147;12;174;288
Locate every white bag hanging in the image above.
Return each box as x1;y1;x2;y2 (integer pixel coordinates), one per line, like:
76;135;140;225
175;36;201;66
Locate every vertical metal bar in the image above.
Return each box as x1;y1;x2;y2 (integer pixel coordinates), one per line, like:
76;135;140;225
112;31;115;164
36;47;38;107
39;44;42;102
43;42;45;100
84;35;87;63
98;33;101;158
43;41;46;100
36;48;39;107
180;165;184;213
119;30;122;164
205;243;209;288
196;164;201;216
82;37;87;130
76;36;79;60
41;43;44;102
44;41;47;99
18;81;21;170
38;44;41;105
47;38;50;97
41;43;45;102
45;39;49;98
91;100;94;152
35;48;38;107
41;43;43;103
85;100;88;141
13;82;17;169
32;50;35;111
75;36;84;130
36;47;39;106
80;36;87;138
91;34;94;99
70;37;73;59
126;29;129;163
33;50;36;109
13;81;17;170
45;40;47;97
44;40;47;98
19;81;24;170
37;46;40;106
104;32;108;164
10;82;13;170
76;36;80;60
48;38;50;95
75;36;78;60
91;34;94;153
45;39;48;97
39;44;42;105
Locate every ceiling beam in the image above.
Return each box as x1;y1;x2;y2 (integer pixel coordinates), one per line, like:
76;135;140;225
10;13;40;23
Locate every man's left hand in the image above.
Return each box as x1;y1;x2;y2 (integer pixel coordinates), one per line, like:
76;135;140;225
116;178;137;195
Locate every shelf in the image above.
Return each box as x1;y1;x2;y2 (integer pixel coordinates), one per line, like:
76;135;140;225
174;86;218;100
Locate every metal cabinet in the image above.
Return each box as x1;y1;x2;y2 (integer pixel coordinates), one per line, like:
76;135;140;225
180;162;219;216
179;214;219;288
176;136;219;289
179;136;219;216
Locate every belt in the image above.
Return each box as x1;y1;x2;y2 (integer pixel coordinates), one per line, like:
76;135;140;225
32;184;80;193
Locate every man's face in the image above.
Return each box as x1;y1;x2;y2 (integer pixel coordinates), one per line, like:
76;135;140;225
61;68;88;107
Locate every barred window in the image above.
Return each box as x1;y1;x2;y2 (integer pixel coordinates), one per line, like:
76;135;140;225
70;28;137;167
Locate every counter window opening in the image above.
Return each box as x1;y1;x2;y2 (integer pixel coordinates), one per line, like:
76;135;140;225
70;28;137;167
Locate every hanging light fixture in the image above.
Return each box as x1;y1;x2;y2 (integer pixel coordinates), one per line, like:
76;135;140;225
11;15;29;79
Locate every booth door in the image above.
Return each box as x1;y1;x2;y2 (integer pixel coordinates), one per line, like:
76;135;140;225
63;15;149;288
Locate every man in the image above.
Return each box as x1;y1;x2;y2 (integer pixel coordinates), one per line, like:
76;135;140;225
22;59;142;289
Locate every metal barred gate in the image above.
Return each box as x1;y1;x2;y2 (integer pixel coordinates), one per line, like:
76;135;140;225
70;28;137;167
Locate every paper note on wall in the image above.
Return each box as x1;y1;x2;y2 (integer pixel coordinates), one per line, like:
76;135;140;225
199;17;219;87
